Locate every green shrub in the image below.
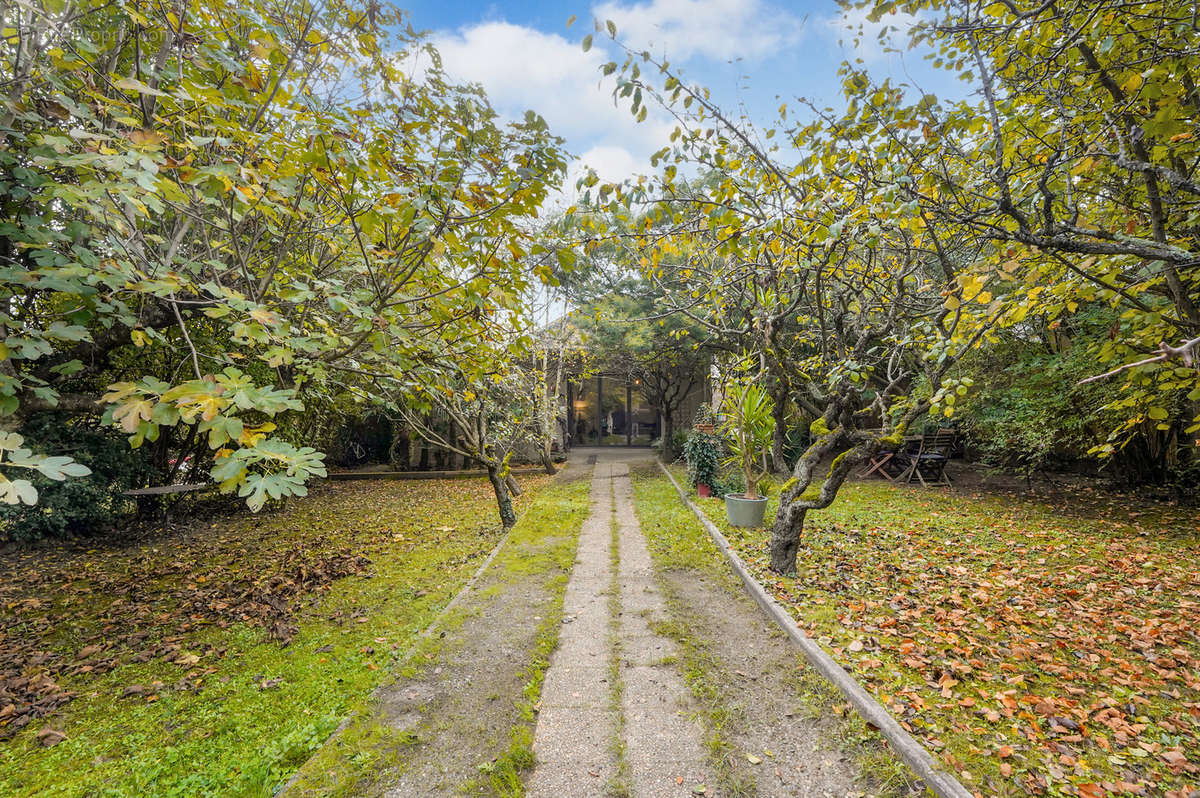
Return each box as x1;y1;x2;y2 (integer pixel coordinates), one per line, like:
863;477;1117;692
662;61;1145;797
653;428;689;461
682;431;722;489
0;414;155;540
955;336;1114;478
953;308;1197;491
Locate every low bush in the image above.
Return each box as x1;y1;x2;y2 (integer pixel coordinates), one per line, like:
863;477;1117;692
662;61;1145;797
0;414;154;540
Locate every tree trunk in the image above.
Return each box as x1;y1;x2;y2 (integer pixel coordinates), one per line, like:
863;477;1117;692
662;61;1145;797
770;386;789;474
768;434;875;573
541;449;558;475
662;411;675;460
487;464;517;528
768;504;807;574
389;424;411;469
446;419;459;470
505;473;522;496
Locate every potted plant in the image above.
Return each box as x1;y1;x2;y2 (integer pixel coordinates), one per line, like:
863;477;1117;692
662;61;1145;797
682;430;721;498
720;379;775;527
692;403;717;434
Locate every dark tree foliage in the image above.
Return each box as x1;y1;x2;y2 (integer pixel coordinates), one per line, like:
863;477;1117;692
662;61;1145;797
0;415;155;539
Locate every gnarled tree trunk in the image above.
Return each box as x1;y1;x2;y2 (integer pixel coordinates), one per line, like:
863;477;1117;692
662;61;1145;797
769;505;807;574
768;426;877;573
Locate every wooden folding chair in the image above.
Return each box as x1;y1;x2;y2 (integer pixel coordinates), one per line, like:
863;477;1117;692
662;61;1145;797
904;430;956;487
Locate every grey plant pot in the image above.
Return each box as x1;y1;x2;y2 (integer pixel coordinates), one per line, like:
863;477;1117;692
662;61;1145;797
724;494;768;527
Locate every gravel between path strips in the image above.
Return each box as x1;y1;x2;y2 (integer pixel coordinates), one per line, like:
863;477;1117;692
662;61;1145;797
527;459;711;797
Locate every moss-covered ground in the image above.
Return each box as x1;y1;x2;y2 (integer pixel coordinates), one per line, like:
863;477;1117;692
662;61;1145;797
0;474;555;797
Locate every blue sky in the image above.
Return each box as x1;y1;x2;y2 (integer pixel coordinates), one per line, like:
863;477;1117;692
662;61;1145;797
400;0;960;193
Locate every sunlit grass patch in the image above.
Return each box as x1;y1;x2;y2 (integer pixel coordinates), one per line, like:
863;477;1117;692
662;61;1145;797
0;474;553;797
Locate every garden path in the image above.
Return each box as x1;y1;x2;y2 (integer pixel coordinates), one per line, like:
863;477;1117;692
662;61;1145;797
281;450;868;797
527;453;712;796
526;448;869;797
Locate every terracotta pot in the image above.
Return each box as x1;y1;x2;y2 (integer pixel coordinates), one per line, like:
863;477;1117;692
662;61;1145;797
697;483;711;498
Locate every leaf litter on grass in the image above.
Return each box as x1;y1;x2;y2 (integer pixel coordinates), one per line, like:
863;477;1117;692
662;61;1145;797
682;468;1200;797
0;475;546;749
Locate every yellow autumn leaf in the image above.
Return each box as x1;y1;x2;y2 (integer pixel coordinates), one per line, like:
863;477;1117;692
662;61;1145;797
238;422;276;447
101;382;139;403
113;400;154;433
249;307;279;326
127;128;167;147
114;76;168;97
195;395;225;422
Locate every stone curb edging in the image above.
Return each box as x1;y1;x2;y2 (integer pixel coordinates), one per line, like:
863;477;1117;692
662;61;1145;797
274;505;528;797
657;460;974;798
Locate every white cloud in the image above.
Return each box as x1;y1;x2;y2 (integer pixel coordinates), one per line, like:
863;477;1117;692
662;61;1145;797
425;4;813;199
593;0;806;61
434;22;666;149
577;144;643;184
543;144;644;212
432;20;680;199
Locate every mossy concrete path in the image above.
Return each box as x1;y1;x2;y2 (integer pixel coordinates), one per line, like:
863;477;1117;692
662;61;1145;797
280;469;591;798
528;449;872;798
280;450;871;797
528;454;711;796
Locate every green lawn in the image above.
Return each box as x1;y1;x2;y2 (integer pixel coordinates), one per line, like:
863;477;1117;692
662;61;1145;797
0;473;555;797
673;466;1200;797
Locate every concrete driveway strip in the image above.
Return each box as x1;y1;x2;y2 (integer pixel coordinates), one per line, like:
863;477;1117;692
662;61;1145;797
528;453;712;797
612;461;711;796
526;462;619;796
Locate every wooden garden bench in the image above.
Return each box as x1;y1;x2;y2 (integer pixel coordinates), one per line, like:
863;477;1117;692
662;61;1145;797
122;483;210;496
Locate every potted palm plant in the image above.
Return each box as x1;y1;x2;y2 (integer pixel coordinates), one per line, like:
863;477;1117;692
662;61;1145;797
720;379;775;527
